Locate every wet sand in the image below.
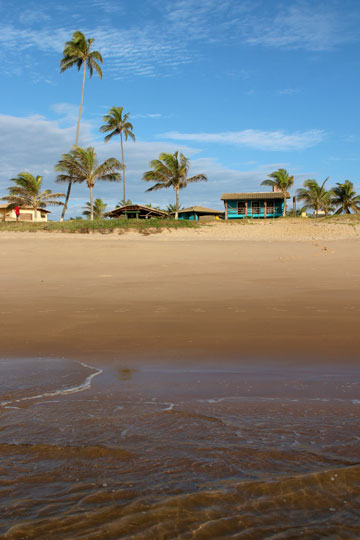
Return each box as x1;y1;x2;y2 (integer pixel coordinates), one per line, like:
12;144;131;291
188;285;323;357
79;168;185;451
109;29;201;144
1;358;359;539
0;224;360;363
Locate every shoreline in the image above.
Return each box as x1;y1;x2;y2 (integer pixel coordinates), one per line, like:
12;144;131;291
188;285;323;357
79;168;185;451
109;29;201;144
1;225;360;365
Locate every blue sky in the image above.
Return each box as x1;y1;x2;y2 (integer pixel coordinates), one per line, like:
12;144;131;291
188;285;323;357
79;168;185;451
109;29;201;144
1;0;360;218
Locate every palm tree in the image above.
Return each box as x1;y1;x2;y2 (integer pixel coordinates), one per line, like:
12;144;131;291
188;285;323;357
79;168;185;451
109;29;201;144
117;199;133;207
1;172;64;220
99;107;135;203
261;168;294;215
167;203;183;214
296;178;330;217
142;151;207;219
83;198;107;219
59;31;103;221
55;146;121;220
331;180;360;214
321;191;334;216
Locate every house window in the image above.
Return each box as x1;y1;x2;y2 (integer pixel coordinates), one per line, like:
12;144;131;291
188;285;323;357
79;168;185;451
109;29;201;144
237;201;246;215
40;212;46;218
267;201;275;214
252;201;261;215
20;213;33;221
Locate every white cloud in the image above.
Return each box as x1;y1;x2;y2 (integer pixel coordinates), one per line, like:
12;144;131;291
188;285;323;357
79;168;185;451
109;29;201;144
244;2;358;51
159;129;326;151
132;113;163;119
0;1;357;83
277;88;300;96
51;103;80;125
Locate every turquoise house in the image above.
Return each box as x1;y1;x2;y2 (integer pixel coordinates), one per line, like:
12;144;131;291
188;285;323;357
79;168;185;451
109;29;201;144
221;192;290;219
175;206;224;221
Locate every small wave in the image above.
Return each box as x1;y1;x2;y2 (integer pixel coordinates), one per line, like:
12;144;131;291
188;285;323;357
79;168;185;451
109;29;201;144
0;362;102;408
0;442;133;460
3;464;359;539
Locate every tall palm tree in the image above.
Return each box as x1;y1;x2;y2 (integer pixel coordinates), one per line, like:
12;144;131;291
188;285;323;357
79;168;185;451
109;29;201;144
296;178;330;217
1;173;64;220
83;198;107;219
59;31;103;221
55;147;121;220
142;151;207;219
261;168;294;216
99;107;135;203
331;180;360;214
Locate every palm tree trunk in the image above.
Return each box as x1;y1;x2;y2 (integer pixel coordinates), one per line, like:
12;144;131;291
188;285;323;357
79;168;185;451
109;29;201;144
90;185;94;221
60;63;86;222
75;63;86;146
60;182;72;222
175;188;179;220
120;132;125;203
283;193;286;216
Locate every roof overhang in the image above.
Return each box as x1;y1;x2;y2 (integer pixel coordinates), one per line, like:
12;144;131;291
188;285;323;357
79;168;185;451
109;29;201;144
106;204;168;217
221;192;290;200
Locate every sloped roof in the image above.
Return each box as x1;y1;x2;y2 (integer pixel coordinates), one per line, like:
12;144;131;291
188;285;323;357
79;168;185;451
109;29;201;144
107;204;168;217
178;206;224;215
221;192;290;200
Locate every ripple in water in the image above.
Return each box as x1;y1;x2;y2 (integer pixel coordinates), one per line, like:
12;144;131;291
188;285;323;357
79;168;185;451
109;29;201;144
0;358;359;539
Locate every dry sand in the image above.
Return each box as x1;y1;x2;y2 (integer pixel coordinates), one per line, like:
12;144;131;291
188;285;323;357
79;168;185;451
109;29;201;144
1;221;360;364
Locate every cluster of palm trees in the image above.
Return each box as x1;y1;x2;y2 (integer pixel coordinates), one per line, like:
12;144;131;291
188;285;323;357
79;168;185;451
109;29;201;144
296;179;360;215
1;30;206;220
261;169;360;216
57;32;208;221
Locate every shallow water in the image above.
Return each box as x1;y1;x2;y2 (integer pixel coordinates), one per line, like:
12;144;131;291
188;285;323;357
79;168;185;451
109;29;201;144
0;358;359;539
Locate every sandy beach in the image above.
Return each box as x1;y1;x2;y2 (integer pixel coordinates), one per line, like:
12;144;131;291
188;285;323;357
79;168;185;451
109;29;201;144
1;220;360;364
1;220;360;539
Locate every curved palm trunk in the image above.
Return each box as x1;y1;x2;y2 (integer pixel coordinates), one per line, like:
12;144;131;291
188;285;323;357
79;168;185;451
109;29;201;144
175;187;179;220
90;185;94;221
60;182;73;222
60;63;87;222
120;132;125;203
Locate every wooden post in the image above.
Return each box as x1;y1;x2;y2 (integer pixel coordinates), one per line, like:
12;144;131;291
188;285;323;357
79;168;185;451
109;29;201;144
264;200;267;219
245;201;248;217
225;200;228;221
293;196;296;217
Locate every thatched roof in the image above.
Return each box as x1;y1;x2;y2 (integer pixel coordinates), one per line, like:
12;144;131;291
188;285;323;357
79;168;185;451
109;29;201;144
177;206;224;215
221;192;290;200
106;204;168;217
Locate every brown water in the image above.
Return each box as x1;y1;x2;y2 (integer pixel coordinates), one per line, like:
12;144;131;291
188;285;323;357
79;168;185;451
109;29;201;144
0;358;359;539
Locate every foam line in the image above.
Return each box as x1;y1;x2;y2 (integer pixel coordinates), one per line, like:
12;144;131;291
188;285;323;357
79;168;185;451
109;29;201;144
1;362;103;408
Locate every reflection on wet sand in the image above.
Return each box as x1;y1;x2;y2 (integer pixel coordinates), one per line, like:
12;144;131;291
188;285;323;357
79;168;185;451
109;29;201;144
0;358;359;539
118;368;137;381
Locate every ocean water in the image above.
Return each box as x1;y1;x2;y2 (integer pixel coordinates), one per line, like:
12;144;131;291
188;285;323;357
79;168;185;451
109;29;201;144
0;358;359;539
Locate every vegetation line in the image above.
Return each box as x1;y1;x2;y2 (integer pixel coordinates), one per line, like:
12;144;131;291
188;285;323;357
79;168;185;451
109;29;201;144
0;218;200;233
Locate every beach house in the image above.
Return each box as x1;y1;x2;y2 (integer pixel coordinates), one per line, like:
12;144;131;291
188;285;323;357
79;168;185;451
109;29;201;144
175;206;224;221
221;192;290;219
0;204;50;222
106;204;168;219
